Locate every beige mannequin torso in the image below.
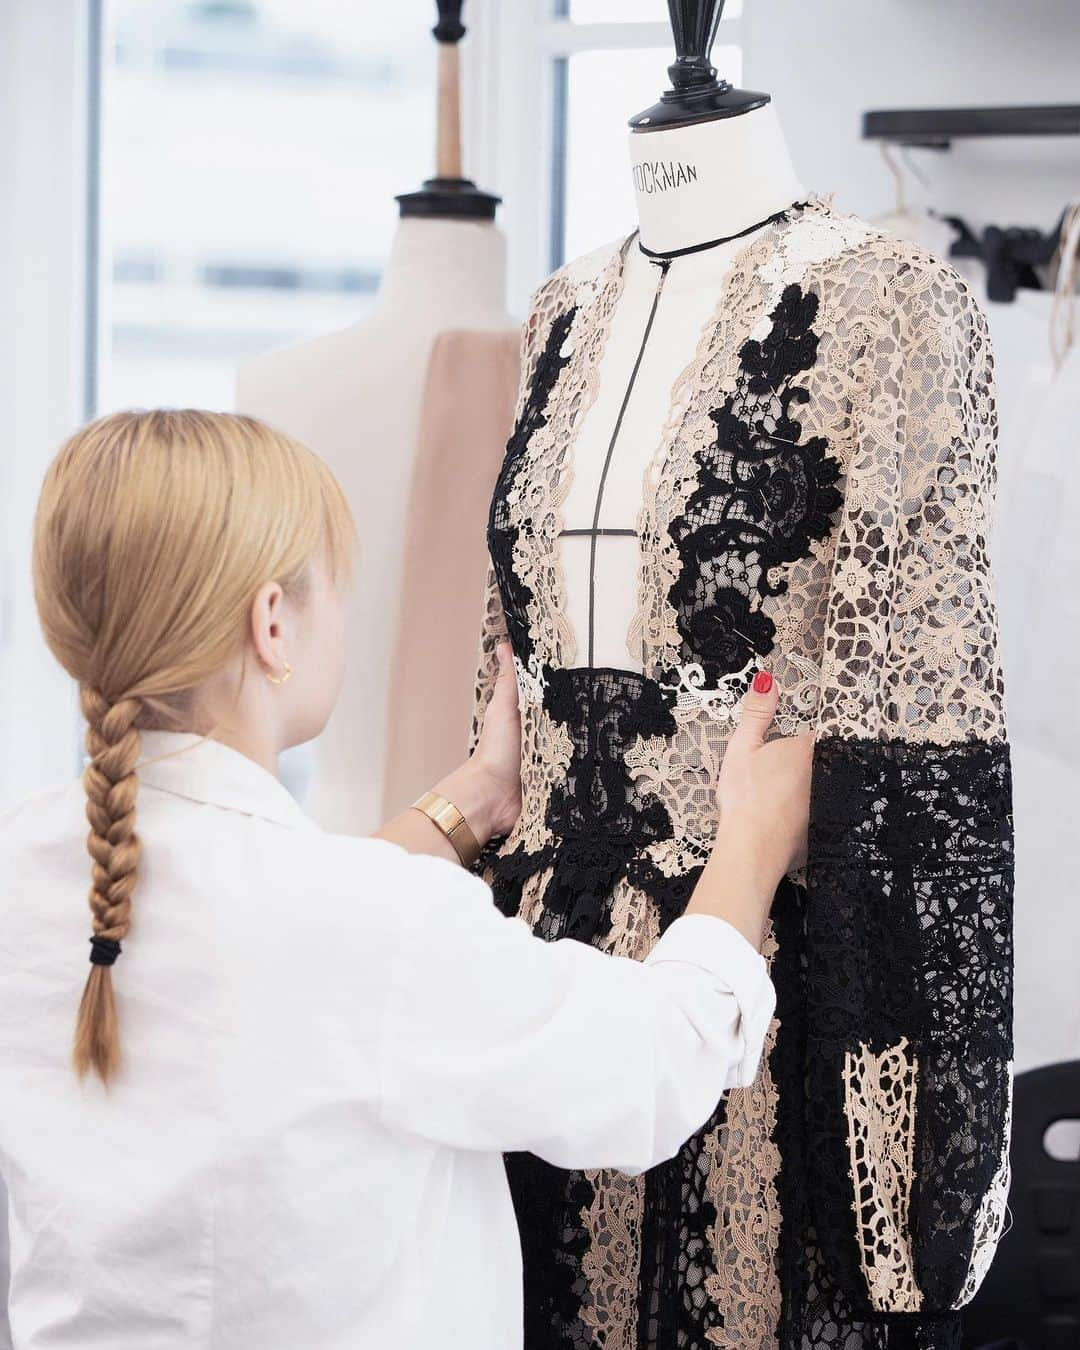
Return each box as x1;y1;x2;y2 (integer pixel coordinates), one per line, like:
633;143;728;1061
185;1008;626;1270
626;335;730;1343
236;218;514;833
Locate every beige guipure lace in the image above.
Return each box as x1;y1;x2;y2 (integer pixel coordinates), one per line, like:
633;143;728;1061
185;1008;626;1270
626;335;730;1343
511;241;634;674
580;1168;645;1346
956;1070;1014;1308
842;1040;922;1313
705;926;783;1350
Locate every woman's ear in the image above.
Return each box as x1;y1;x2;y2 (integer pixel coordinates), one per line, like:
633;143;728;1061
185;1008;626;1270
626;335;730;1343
249;580;287;676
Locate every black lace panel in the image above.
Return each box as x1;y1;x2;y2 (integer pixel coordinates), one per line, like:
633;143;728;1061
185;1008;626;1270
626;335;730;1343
665;283;843;685
638;1100;725;1348
804;735;1014;1315
490;668;679;943
806;736;1013;1055
771;876;971;1350
505;1153;597;1350
487;306;577;664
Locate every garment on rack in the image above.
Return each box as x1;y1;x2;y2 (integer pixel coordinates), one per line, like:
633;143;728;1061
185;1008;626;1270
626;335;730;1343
944;212;1073;304
470;197;1014;1350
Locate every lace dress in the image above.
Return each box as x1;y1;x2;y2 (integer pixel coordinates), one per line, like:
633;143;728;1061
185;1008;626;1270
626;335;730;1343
469;197;1014;1350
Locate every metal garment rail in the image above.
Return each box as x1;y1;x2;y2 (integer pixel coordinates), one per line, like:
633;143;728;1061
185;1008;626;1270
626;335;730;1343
862;104;1080;149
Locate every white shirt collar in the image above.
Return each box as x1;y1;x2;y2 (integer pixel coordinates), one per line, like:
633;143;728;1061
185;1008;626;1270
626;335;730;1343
134;731;315;830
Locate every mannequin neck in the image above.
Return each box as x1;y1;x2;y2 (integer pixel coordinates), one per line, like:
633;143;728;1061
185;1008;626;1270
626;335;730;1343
629;104;805;255
375;217;509;325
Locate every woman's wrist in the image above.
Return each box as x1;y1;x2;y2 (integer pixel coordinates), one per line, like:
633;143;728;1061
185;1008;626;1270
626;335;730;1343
708;823;783;901
685;831;780;951
433;761;501;850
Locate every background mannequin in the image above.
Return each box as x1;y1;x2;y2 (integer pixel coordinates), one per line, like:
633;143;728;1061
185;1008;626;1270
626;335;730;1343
236;3;515;834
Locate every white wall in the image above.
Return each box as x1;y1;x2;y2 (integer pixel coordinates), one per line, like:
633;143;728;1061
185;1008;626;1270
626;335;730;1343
743;0;1080;229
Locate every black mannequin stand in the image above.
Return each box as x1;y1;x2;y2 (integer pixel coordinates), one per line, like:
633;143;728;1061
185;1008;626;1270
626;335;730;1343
397;0;500;222
631;0;769;131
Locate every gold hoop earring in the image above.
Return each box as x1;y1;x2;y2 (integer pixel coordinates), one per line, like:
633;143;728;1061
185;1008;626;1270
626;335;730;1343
265;661;292;686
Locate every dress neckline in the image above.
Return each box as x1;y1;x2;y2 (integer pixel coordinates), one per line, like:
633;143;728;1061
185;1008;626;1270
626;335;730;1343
636;199;811;262
538;197;824;672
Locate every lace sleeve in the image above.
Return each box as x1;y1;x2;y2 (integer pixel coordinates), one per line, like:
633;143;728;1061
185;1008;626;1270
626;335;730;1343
806;256;1014;1332
468;563;508;755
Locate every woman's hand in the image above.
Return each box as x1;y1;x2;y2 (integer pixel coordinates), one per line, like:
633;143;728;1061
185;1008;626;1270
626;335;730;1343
465;641;523;838
376;643;522;864
715;671;814;884
434;641;522;846
686;671;814;950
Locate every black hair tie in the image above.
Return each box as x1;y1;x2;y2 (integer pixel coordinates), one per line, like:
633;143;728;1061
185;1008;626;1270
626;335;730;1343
89;935;122;967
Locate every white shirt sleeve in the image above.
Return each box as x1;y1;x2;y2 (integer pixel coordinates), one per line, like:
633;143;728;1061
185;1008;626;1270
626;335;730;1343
377;852;776;1175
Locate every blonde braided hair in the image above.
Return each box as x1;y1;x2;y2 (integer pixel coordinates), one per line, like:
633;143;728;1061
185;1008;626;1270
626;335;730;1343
75;688;142;1081
33;409;356;1084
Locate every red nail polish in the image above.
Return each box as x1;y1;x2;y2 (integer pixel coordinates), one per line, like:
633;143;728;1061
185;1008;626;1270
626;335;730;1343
752;670;774;694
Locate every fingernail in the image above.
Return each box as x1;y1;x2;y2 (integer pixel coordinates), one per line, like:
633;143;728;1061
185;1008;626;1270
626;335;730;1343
752;670;773;694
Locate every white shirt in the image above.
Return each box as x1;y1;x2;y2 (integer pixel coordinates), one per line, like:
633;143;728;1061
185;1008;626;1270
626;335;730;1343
0;732;775;1350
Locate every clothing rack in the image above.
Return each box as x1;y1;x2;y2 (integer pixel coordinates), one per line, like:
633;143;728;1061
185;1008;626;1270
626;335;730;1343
861;104;1080;150
862;104;1080;300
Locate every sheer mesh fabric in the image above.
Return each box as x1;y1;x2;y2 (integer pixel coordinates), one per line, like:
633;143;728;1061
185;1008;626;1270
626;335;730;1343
469;198;1013;1349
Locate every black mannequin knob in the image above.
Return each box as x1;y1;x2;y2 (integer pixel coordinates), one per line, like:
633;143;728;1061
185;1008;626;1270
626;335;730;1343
433;0;465;44
630;0;770;131
666;0;727;96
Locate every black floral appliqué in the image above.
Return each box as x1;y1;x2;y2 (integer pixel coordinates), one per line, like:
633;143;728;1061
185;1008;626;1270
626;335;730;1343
665;283;843;686
740;283;820;393
683;586;777;672
487;307;577;663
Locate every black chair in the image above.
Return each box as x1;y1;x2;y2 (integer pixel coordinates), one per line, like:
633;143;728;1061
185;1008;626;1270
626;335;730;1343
965;1060;1080;1350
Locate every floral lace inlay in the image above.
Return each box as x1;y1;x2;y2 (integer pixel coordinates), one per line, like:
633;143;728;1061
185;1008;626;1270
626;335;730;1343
665;281;843;697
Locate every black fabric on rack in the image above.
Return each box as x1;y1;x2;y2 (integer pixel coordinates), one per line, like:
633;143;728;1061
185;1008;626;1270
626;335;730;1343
944;212;1065;302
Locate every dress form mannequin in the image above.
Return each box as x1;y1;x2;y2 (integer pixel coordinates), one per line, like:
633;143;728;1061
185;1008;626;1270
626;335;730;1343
561;77;805;669
236;2;514;834
476;4;1013;1343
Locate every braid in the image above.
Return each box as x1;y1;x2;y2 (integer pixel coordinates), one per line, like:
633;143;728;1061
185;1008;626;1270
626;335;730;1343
74;686;142;1083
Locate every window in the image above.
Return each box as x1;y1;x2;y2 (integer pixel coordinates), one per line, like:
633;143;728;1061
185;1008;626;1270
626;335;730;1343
0;1;745;806
93;0;437;414
94;3;745;394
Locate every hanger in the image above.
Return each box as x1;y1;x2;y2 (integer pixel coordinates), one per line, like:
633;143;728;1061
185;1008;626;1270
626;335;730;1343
879;142;931;221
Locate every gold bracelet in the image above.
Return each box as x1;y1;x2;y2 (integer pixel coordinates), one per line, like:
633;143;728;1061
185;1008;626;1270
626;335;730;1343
411;790;482;869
